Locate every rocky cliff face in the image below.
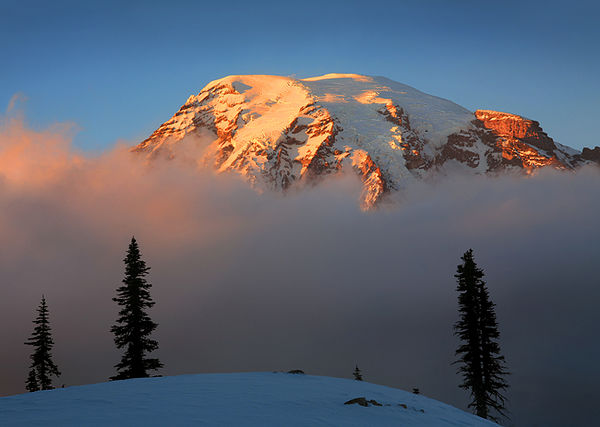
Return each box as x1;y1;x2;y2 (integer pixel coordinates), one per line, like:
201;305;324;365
580;146;600;163
473;110;576;170
135;74;595;208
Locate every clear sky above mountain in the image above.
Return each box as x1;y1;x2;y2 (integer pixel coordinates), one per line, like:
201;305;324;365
1;0;598;151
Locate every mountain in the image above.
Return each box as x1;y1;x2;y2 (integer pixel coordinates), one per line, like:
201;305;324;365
0;372;498;426
135;73;597;208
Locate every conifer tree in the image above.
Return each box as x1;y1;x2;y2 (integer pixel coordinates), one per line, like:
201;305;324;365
453;249;509;422
25;296;61;391
353;364;363;381
25;369;39;392
110;237;163;380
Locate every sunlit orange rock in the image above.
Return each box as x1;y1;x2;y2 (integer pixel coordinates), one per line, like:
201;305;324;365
474;109;565;170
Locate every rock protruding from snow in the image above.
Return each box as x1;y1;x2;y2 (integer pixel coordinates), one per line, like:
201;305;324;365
473;110;573;170
580;146;600;164
136;74;593;208
344;396;383;407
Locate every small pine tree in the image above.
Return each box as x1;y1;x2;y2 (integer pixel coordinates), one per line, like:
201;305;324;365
353;364;363;381
25;296;61;391
453;249;509;422
110;237;163;380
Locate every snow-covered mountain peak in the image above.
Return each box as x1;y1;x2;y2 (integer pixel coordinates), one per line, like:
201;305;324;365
135;74;596;209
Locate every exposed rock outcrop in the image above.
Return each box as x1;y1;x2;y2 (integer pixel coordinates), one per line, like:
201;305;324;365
344;397;382;407
473;110;569;170
580;146;600;164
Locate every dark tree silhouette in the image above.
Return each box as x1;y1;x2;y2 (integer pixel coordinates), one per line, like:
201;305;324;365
25;296;61;391
353;364;363;381
110;237;163;380
453;249;509;422
25;369;39;392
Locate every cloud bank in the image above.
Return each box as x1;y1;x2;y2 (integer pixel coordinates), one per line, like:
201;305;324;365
0;114;599;426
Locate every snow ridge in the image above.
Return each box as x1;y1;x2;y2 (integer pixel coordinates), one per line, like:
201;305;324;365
0;373;498;426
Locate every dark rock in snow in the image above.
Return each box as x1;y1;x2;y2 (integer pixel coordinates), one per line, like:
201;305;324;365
344;397;383;407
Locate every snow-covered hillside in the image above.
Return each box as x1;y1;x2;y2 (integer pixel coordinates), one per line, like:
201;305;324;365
0;372;497;426
135;73;597;208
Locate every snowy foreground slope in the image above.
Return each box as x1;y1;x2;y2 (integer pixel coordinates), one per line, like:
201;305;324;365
0;372;497;426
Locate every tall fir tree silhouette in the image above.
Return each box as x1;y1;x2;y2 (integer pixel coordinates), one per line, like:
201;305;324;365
110;237;163;380
25;296;61;391
453;249;509;422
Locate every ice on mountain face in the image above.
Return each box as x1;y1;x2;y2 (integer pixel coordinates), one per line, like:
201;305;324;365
136;74;591;209
301;74;474;148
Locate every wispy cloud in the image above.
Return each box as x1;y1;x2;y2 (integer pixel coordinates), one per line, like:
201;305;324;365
5;93;27;114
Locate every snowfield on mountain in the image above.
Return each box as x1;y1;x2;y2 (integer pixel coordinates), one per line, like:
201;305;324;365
0;372;498;426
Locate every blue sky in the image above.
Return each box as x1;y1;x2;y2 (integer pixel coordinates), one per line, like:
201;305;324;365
1;0;598;151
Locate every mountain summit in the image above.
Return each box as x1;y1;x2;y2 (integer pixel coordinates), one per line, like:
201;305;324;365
136;74;596;208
